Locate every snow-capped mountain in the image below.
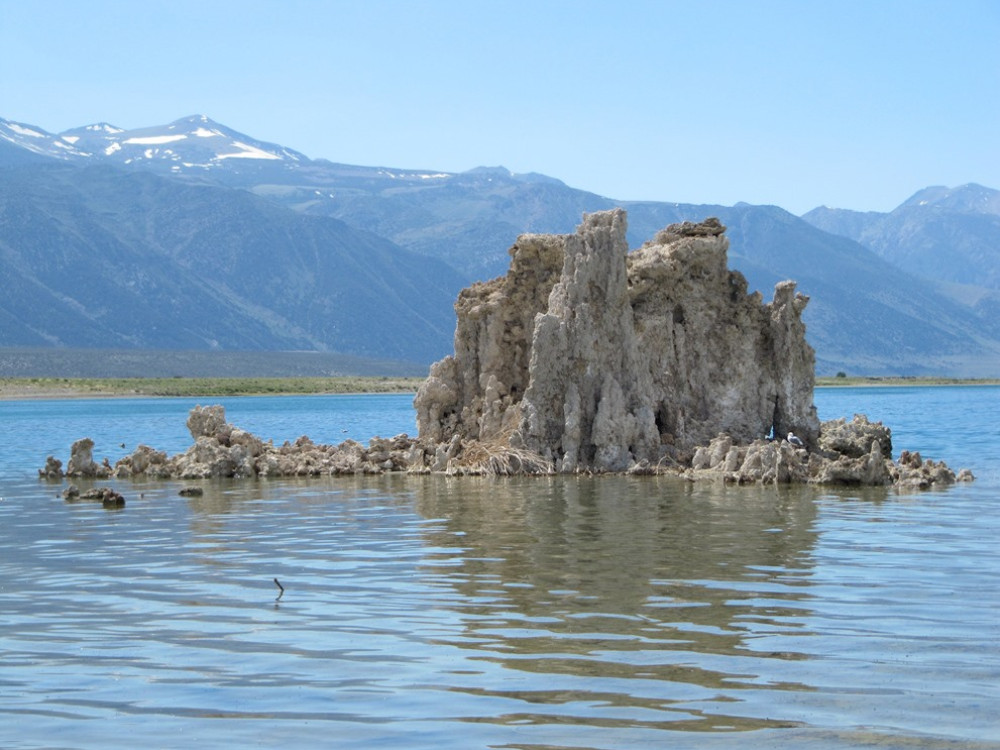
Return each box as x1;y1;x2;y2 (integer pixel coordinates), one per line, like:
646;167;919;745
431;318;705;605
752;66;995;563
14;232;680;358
0;118;94;159
4;111;1000;374
0;114;308;174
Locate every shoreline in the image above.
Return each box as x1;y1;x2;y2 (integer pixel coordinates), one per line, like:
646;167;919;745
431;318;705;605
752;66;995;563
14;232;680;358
3;376;998;402
0;376;425;401
814;376;1000;388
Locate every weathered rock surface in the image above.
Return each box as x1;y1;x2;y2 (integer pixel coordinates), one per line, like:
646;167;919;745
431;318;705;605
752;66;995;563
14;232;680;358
408;210;968;487
65;438;110;478
40;404;969;488
684;415;972;487
38;455;63;480
415;209;820;472
45;405;427;481
818;414;892;458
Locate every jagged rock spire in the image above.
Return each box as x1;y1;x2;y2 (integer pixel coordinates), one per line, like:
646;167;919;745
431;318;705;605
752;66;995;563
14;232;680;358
415;208;820;471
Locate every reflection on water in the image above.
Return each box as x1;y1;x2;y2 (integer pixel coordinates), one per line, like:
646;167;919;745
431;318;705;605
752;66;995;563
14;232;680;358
2;388;1000;749
4;469;997;749
413;476;821;733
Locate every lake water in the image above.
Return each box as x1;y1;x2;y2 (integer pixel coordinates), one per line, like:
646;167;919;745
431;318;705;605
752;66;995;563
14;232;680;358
1;387;998;749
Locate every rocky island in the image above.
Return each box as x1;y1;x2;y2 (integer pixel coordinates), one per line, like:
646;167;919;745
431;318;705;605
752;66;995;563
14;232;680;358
41;210;971;489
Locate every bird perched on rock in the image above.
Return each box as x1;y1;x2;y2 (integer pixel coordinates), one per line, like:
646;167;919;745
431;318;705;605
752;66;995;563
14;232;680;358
787;432;805;448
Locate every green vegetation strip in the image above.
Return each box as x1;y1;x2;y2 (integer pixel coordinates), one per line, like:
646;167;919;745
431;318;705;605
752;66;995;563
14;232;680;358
0;376;425;398
4;375;998;398
816;375;1000;387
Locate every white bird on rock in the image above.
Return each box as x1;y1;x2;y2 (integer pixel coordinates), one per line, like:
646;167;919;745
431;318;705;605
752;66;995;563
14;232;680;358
787;432;805;448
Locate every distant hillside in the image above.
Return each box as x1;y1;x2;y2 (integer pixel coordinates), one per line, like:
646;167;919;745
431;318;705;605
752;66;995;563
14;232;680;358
803;184;1000;291
0;163;461;363
0;348;426;378
802;184;1000;359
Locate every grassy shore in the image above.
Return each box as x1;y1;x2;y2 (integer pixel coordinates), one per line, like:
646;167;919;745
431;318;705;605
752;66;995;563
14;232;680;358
0;376;425;399
3;375;998;399
816;375;1000;387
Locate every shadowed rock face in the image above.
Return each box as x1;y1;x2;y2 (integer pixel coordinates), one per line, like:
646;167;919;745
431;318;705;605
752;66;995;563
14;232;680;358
415;209;820;472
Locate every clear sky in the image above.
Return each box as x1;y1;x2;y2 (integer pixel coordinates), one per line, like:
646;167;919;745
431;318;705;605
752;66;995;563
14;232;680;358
1;0;997;214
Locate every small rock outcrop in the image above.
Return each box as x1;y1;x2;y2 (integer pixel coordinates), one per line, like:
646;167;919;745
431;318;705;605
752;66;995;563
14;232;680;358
43;405;426;481
685;415;972;487
40;407;969;489
415;209;819;472
65;438;110;478
818;415;892;458
38;456;63;480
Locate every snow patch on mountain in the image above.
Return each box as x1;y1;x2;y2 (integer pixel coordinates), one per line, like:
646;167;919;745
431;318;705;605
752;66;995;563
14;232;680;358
125;134;187;145
85;123;124;133
1;114;315;169
216;141;282;160
378;169;451;180
7;123;46;138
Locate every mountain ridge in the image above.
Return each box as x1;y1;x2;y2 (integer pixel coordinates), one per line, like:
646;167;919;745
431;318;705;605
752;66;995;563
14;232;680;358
802;183;1000;291
2;114;999;376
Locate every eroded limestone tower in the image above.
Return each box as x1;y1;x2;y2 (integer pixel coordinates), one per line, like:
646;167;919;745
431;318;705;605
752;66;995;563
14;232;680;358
414;209;820;472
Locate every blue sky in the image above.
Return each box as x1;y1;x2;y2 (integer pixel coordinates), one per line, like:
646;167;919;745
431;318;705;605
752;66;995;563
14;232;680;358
1;0;997;214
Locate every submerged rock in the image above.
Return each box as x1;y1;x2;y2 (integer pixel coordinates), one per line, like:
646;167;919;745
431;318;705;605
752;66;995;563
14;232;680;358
62;484;125;508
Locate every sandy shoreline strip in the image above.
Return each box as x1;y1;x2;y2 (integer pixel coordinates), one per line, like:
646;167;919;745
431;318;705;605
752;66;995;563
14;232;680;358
0;381;422;401
0;385;151;401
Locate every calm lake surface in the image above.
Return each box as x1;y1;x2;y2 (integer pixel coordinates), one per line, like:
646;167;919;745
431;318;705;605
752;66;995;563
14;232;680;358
1;387;998;749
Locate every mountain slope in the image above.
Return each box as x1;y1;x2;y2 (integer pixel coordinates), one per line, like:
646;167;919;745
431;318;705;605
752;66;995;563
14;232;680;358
0;163;461;362
803;184;1000;290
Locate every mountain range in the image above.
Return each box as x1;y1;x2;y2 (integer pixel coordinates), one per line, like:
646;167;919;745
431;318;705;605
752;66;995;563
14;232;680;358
2;114;999;376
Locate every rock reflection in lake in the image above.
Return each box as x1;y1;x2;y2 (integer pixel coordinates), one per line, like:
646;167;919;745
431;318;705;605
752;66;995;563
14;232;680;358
410;475;827;731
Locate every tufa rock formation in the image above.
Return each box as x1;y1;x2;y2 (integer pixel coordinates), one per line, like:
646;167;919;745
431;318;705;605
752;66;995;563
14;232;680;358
414;209;819;472
39;210;972;489
45;404;422;481
41;403;968;487
684;414;971;488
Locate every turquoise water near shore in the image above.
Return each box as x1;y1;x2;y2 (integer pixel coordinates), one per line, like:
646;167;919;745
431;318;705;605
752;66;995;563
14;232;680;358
1;387;998;748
